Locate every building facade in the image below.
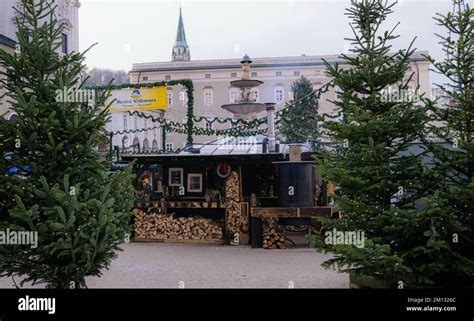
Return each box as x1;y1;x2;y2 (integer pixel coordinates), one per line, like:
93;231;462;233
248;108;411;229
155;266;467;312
119;9;431;151
0;0;80;119
0;35;15;119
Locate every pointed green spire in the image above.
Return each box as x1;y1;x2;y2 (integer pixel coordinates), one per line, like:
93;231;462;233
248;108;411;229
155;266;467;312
172;6;191;61
175;6;188;46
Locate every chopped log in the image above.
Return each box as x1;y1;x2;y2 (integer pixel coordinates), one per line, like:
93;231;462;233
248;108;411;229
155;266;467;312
134;209;223;241
262;217;286;249
225;171;245;237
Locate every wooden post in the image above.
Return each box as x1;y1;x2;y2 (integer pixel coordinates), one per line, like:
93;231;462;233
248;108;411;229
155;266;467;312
238;165;243;202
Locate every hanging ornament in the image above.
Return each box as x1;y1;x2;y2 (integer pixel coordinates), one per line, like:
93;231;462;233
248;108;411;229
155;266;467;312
217;162;231;178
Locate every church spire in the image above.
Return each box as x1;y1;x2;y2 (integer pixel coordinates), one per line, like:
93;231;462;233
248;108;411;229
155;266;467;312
176;6;187;46
172;6;191;61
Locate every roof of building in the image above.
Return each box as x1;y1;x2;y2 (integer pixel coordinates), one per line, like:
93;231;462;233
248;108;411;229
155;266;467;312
0;34;16;48
121;135;313;158
131;51;430;73
175;7;188;47
182;135;312;156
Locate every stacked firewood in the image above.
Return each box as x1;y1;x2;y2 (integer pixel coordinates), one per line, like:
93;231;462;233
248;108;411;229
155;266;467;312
133;209;223;240
263;218;286;249
225;171;243;235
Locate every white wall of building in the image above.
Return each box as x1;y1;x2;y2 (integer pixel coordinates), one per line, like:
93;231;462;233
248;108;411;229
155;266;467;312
0;0;81;119
108;110;164;151
123;53;431;149
0;0;80;52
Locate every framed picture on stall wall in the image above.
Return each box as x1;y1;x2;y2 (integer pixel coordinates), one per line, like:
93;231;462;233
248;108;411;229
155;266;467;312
168;168;183;187
187;173;203;193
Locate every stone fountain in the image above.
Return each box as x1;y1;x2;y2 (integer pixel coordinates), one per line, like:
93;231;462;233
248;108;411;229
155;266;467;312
221;54;266;120
221;54;276;151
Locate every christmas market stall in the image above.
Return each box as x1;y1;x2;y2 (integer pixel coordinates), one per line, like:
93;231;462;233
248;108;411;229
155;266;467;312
120;135;337;248
113;55;338;247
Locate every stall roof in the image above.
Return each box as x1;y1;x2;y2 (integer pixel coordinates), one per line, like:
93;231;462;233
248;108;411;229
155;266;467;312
121;135;313;158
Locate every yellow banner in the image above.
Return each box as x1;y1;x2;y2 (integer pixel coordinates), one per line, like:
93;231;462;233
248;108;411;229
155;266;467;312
108;87;168;112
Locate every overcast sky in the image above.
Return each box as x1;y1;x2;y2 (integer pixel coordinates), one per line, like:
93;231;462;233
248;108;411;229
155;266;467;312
79;0;457;84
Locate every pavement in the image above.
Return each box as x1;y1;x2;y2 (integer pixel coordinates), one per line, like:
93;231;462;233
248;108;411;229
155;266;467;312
0;242;348;288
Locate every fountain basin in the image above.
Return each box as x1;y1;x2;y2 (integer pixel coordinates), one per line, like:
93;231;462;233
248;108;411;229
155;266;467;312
230;79;263;89
221;101;266;115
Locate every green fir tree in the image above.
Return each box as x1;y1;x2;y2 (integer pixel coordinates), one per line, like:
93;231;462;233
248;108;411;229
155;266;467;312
421;0;474;284
311;0;473;286
280;76;319;142
0;0;135;288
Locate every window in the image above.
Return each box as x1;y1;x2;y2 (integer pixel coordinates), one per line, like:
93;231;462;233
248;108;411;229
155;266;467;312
276;71;282;77
229;89;238;103
202;112;214;131
143;138;149;150
294;71;300;76
9;113;17;122
231;72;237;78
143;76;148;81
251;72;257;77
152;139;158;150
144;118;148;129
166;143;174;152
251;89;259;102
167;90;173;106
205;92;213;105
275;87;284;102
122;136;129;148
61;33;68;54
123;113;128;129
205;74;211;79
179;90;188;106
165;75;171;80
187;173;203;193
133;137;140;148
4;68;11;85
205;121;213;130
5;68;14;85
204;89;213;106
